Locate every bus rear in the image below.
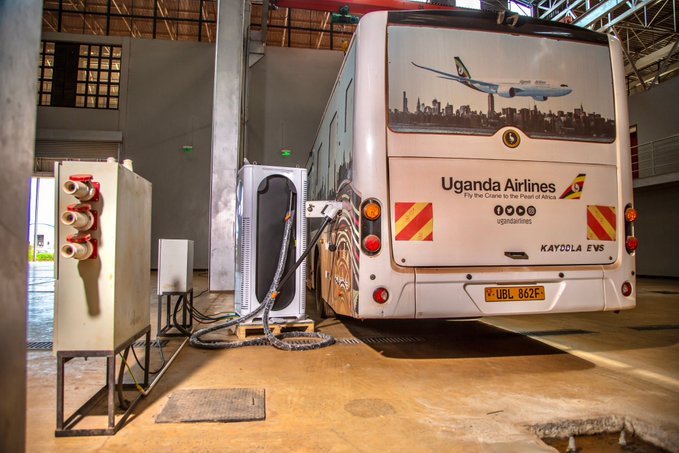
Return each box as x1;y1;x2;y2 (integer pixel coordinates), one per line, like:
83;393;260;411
352;11;636;319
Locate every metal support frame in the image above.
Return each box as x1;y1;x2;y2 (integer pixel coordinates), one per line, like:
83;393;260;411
209;0;249;291
157;290;194;337
55;325;151;437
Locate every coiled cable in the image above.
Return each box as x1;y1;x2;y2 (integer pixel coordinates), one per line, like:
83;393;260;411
189;209;335;351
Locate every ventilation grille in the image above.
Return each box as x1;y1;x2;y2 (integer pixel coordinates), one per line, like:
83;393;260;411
240;217;251;312
300;178;308;313
34;140;120;174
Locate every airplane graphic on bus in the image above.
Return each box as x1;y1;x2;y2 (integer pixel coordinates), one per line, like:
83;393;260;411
412;57;573;101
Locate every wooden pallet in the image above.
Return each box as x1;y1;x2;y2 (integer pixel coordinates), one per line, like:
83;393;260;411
236;320;315;340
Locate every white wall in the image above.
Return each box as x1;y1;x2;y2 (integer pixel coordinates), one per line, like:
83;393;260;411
37;34;215;268
247;47;344;167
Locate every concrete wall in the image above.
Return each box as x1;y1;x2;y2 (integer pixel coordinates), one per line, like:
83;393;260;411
125;39;214;270
628;76;679;144
37;34;215;268
0;1;43;451
247;47;345;167
628;77;679;278
37;40;344;271
634;183;679;277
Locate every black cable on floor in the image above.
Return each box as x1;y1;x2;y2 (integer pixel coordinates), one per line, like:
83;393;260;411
189;210;335;351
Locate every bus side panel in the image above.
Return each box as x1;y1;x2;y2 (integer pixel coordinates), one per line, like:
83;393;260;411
352;12;416;319
602;36;636;311
310;35;361;317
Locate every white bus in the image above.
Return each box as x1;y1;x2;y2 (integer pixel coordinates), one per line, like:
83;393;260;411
306;10;638;319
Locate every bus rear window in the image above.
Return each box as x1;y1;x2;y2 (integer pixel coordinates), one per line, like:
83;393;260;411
387;26;616;143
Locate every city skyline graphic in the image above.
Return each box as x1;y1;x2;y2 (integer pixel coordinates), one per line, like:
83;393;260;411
387;25;616;140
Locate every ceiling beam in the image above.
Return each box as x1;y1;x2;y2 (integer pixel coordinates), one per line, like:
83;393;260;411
625;39;679;73
628;60;679;91
614;27;648;89
552;0;585;21
653;37;679;83
596;0;659;32
574;0;626;28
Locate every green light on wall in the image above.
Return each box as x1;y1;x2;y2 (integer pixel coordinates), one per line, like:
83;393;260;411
281;149;292;158
182;145;193;153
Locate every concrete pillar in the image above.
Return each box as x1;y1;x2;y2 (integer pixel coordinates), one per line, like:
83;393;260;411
209;0;250;291
0;1;43;451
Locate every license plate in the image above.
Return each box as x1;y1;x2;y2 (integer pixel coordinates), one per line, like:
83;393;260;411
485;286;545;302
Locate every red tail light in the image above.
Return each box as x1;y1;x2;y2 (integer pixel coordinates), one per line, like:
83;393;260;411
624;204;638;255
621;281;633;297
363;235;381;253
373;287;389;304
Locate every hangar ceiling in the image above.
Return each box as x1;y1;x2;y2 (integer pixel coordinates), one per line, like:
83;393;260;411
41;0;677;94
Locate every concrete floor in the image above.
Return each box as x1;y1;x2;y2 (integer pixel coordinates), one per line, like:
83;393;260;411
26;265;679;452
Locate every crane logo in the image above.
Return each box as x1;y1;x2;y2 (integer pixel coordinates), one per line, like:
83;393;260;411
559;174;587;199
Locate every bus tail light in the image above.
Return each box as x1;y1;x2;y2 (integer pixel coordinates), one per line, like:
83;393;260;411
621;281;633;297
363;235;381;253
373;287;389;304
624;203;638;255
360;198;382;256
363;202;381;221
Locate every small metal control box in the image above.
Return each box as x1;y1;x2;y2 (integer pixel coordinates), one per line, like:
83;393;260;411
157;239;194;295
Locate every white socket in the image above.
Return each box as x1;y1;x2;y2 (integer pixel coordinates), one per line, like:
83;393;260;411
61;210;94;230
60;242;93;260
63;180;95;201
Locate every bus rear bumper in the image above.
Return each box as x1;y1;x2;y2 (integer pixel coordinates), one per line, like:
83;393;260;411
404;271;635;318
417;278;610;318
358;268;636;319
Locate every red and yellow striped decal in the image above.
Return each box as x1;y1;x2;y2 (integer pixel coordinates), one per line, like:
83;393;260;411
395;202;433;241
587;205;616;241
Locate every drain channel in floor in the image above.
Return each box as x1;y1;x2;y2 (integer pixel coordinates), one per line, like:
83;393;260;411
521;329;595;337
27;339;169;350
627;324;679;331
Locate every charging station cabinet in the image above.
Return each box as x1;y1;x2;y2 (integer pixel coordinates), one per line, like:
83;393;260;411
235;165;307;320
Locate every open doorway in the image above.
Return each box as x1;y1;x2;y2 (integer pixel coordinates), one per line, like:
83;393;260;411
27;176;56;345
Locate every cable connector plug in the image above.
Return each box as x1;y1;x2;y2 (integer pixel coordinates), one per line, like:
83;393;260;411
305;200;342;219
321;203;341;221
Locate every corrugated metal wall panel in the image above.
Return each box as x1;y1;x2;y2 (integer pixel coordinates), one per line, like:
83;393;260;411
34;140;120;174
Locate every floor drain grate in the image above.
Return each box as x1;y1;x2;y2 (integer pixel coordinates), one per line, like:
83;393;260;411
357;336;425;344
27;340;169;351
522;329;595;337
628;324;679;331
27;341;52;350
337;338;363;345
249;336;425;345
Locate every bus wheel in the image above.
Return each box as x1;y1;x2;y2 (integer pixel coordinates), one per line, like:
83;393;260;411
315;259;334;319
